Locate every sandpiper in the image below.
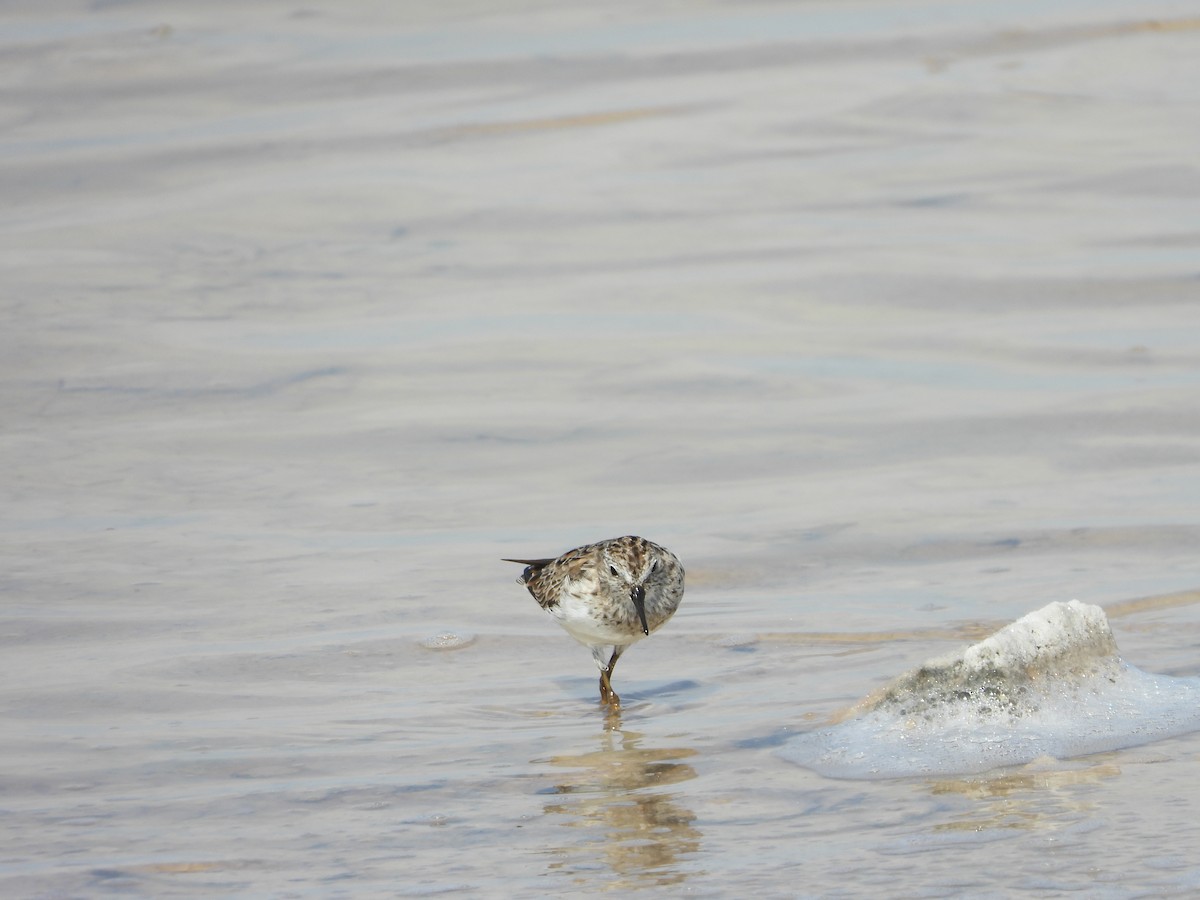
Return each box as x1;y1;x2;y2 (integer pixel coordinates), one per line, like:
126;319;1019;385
504;535;685;707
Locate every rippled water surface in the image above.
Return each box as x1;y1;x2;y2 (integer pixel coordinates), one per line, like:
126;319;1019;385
3;0;1200;895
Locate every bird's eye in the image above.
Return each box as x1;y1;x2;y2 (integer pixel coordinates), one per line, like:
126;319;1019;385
609;565;618;576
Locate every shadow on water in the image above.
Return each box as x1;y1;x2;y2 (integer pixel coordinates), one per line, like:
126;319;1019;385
537;714;701;889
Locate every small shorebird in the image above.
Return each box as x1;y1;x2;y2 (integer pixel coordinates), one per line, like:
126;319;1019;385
504;535;685;707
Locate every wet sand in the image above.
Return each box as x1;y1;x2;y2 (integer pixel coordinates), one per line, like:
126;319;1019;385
3;0;1200;895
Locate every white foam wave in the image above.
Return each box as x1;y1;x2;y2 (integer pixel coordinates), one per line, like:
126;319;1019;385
781;600;1200;779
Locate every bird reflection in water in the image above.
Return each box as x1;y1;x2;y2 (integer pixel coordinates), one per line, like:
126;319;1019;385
540;715;701;888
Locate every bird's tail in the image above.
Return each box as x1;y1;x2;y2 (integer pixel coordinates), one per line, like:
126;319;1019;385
501;557;554;585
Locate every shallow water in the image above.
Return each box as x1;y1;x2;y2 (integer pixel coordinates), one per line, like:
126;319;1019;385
3;0;1200;895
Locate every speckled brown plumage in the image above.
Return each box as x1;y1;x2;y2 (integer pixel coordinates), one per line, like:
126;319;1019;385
504;535;685;707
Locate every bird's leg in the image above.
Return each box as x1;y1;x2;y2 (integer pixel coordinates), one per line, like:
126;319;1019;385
599;669;617;707
599;646;626;708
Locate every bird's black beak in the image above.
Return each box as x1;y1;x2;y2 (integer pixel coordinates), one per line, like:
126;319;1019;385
631;584;649;636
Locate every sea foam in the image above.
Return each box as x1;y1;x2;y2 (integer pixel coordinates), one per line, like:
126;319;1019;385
781;600;1200;779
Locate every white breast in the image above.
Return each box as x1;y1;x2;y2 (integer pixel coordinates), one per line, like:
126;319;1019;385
546;588;646;647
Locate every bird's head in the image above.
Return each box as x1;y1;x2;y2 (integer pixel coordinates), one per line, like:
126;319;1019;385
601;547;659;636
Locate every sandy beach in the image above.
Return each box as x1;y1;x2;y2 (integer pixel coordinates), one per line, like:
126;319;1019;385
3;0;1200;895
